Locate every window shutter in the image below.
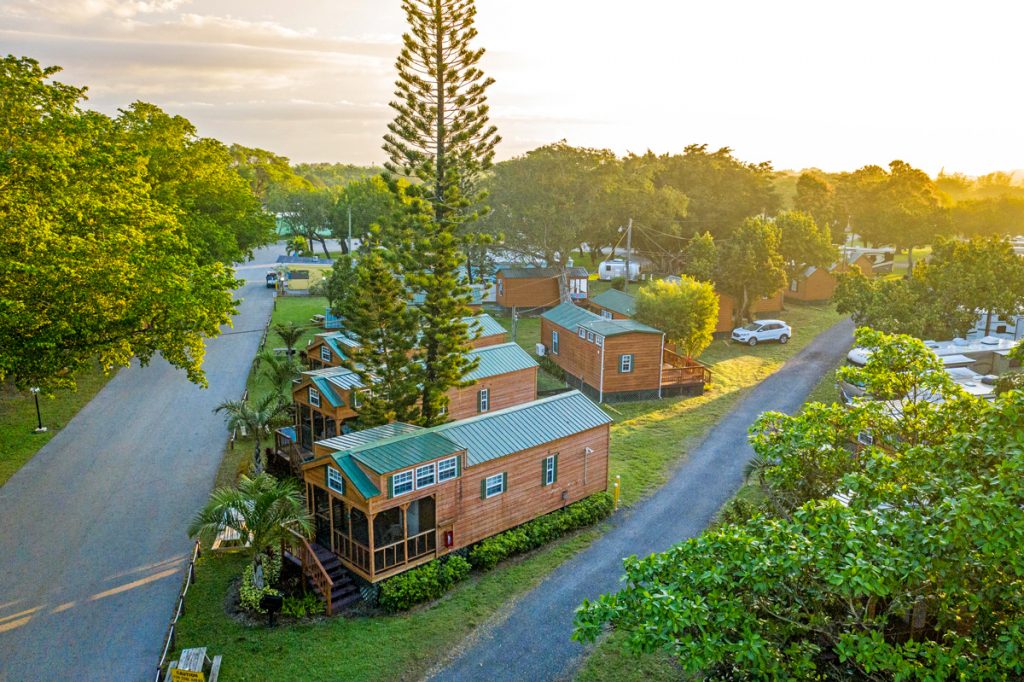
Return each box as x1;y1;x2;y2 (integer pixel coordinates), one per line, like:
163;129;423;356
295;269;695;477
480;478;487;500
553;454;559;483
388;475;394;499
541;458;548;486
456;455;462;477
502;471;508;492
477;390;483;412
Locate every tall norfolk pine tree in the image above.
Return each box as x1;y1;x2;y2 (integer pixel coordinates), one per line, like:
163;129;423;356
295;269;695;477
383;0;497;425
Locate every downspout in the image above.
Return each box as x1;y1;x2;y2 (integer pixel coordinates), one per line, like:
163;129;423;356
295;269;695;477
599;341;605;403
658;333;665;399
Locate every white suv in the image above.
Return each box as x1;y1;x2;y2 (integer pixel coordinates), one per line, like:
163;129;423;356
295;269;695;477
731;319;792;346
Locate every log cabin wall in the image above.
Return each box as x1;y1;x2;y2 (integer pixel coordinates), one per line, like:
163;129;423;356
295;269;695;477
495;273;561;308
445;367;539;421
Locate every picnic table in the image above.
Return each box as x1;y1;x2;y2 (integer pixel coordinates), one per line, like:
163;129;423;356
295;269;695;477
165;647;222;682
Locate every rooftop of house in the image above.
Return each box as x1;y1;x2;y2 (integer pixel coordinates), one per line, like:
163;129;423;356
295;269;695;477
465;313;507;338
590;289;636;317
542;301;661;337
319;391;610;486
497;266;589;279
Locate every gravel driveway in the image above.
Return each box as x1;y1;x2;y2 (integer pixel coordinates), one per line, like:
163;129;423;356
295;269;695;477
431;318;856;682
0;245;283;681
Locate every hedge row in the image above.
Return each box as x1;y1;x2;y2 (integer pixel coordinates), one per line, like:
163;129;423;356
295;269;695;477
378;554;471;613
468;492;614;570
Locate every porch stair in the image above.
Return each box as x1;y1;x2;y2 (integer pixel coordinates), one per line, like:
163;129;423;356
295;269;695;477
310;544;362;613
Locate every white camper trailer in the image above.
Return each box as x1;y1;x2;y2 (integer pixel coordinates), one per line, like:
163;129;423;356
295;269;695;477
597;258;641;281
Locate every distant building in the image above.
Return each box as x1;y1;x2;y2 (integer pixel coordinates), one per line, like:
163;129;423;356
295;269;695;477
495;267;589;309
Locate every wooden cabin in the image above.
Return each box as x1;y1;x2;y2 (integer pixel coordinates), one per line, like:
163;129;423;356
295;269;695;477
588;289;636;320
786;255;875;303
715;289;785;333
540;302;709;402
299;391;611;586
287;342;539;455
495;267;589;309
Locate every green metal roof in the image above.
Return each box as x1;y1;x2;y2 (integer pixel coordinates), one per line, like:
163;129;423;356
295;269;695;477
542;301;661;337
498;266;589;279
464;342;537;382
311;377;345;408
464;313;506;339
305;366;365;391
334;453;381;499
591;289;636;317
319;423;422;451
349;431;465;475
435;391;611;467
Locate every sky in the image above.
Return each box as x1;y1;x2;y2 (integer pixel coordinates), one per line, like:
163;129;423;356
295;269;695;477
2;0;1022;176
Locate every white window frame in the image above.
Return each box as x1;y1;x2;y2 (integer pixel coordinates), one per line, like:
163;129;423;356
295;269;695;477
320;345;332;362
308;387;321;407
326;466;344;494
484;473;505;498
352;390;362;408
544;455;556;486
552;330;559;354
415;463;436;489
479;387;490;413
586;330;595;342
620;354;633;373
857;431;874;446
438;456;459;482
601;310;612;320
595;335;604;347
392;470;414;496
578;326;587;338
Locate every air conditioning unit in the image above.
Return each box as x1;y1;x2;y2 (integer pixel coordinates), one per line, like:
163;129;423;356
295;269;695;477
535;343;546;357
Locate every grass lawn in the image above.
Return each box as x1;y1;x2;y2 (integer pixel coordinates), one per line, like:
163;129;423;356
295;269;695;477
174;530;602;681
0;362;114;487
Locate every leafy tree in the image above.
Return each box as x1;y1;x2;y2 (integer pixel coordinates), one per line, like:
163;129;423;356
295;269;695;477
714;216;787;325
680;231;717;282
270;187;338;259
228;144;310;204
117;102;275;265
214;394;291;474
254;350;303;401
651;144;779;240
319;254;356;316
333;174;404;250
0;57;238;392
272;321;305;357
285;235;311;257
834;270;972;339
337;250;423;427
293;162;381;188
775;210;837;292
484;142;619;266
794;171;839;234
188;473;313;574
575;330;1024;680
383;0;496;424
634;277;718;358
951;194;1024;237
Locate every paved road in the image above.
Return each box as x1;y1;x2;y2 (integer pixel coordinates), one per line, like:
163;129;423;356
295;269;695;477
0;245;284;681
432;318;856;682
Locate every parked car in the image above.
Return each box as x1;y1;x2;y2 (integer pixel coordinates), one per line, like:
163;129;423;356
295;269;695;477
731;319;791;346
265;271;278;288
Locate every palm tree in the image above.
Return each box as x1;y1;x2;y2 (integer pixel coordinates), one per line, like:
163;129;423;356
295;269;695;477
215;394;290;474
273;321;305;358
188;473;312;572
254;350;303;399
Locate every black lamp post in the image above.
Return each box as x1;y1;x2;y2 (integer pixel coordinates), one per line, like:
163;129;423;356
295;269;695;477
30;387;47;433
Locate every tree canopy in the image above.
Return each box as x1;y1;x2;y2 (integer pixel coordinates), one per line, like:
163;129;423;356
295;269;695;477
575;329;1024;679
714;216;787;325
0;56;241;391
775;210;836;289
634;277;718;358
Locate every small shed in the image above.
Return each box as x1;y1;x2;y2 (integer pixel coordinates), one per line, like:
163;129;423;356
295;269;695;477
275;255;334;293
495;267;589;309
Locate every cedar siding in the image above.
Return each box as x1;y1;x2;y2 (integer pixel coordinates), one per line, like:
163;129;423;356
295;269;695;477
495;267;589;309
445;365;538;421
301;392;610;583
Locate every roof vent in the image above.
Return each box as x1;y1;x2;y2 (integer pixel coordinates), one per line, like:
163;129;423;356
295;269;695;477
952;337;968;346
980;336;1000;345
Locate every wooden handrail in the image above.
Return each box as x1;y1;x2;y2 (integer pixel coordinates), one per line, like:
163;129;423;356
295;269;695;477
285;527;335;615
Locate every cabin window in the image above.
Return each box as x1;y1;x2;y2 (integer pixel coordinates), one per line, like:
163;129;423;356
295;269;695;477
416;463;436;489
483;473;506;499
290;270;310;280
352;390;363;408
321;345;332;362
586;330;595;342
326;466;344;495
619;354;633;373
497;279;504;296
542;454;558;486
789;279;799;292
595;335;604;347
391;470;414;497
857;431;874;446
601;310;612;320
552;330;559;354
478;388;490;413
578;326;587;338
438;456;459;482
308;387;321;407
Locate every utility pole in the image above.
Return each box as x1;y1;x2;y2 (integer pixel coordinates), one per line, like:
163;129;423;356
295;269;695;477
623;218;633;293
347;205;353;253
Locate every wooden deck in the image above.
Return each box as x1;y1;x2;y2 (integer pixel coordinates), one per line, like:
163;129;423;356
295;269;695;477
661;349;712;387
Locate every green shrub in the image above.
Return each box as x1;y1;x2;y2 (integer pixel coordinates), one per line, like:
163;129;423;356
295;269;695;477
281;592;325;619
537;356;566;382
610;276;626;291
378;554;472;613
468;492;614;570
238;550;283;613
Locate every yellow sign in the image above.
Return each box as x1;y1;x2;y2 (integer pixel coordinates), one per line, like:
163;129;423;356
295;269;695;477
171;669;205;682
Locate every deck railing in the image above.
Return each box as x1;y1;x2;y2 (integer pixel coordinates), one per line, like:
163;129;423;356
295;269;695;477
663;349;712;386
373;529;436;573
333;531;371;574
284;527;334;615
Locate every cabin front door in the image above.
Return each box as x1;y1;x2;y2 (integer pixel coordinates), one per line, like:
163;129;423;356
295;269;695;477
311;486;331;547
